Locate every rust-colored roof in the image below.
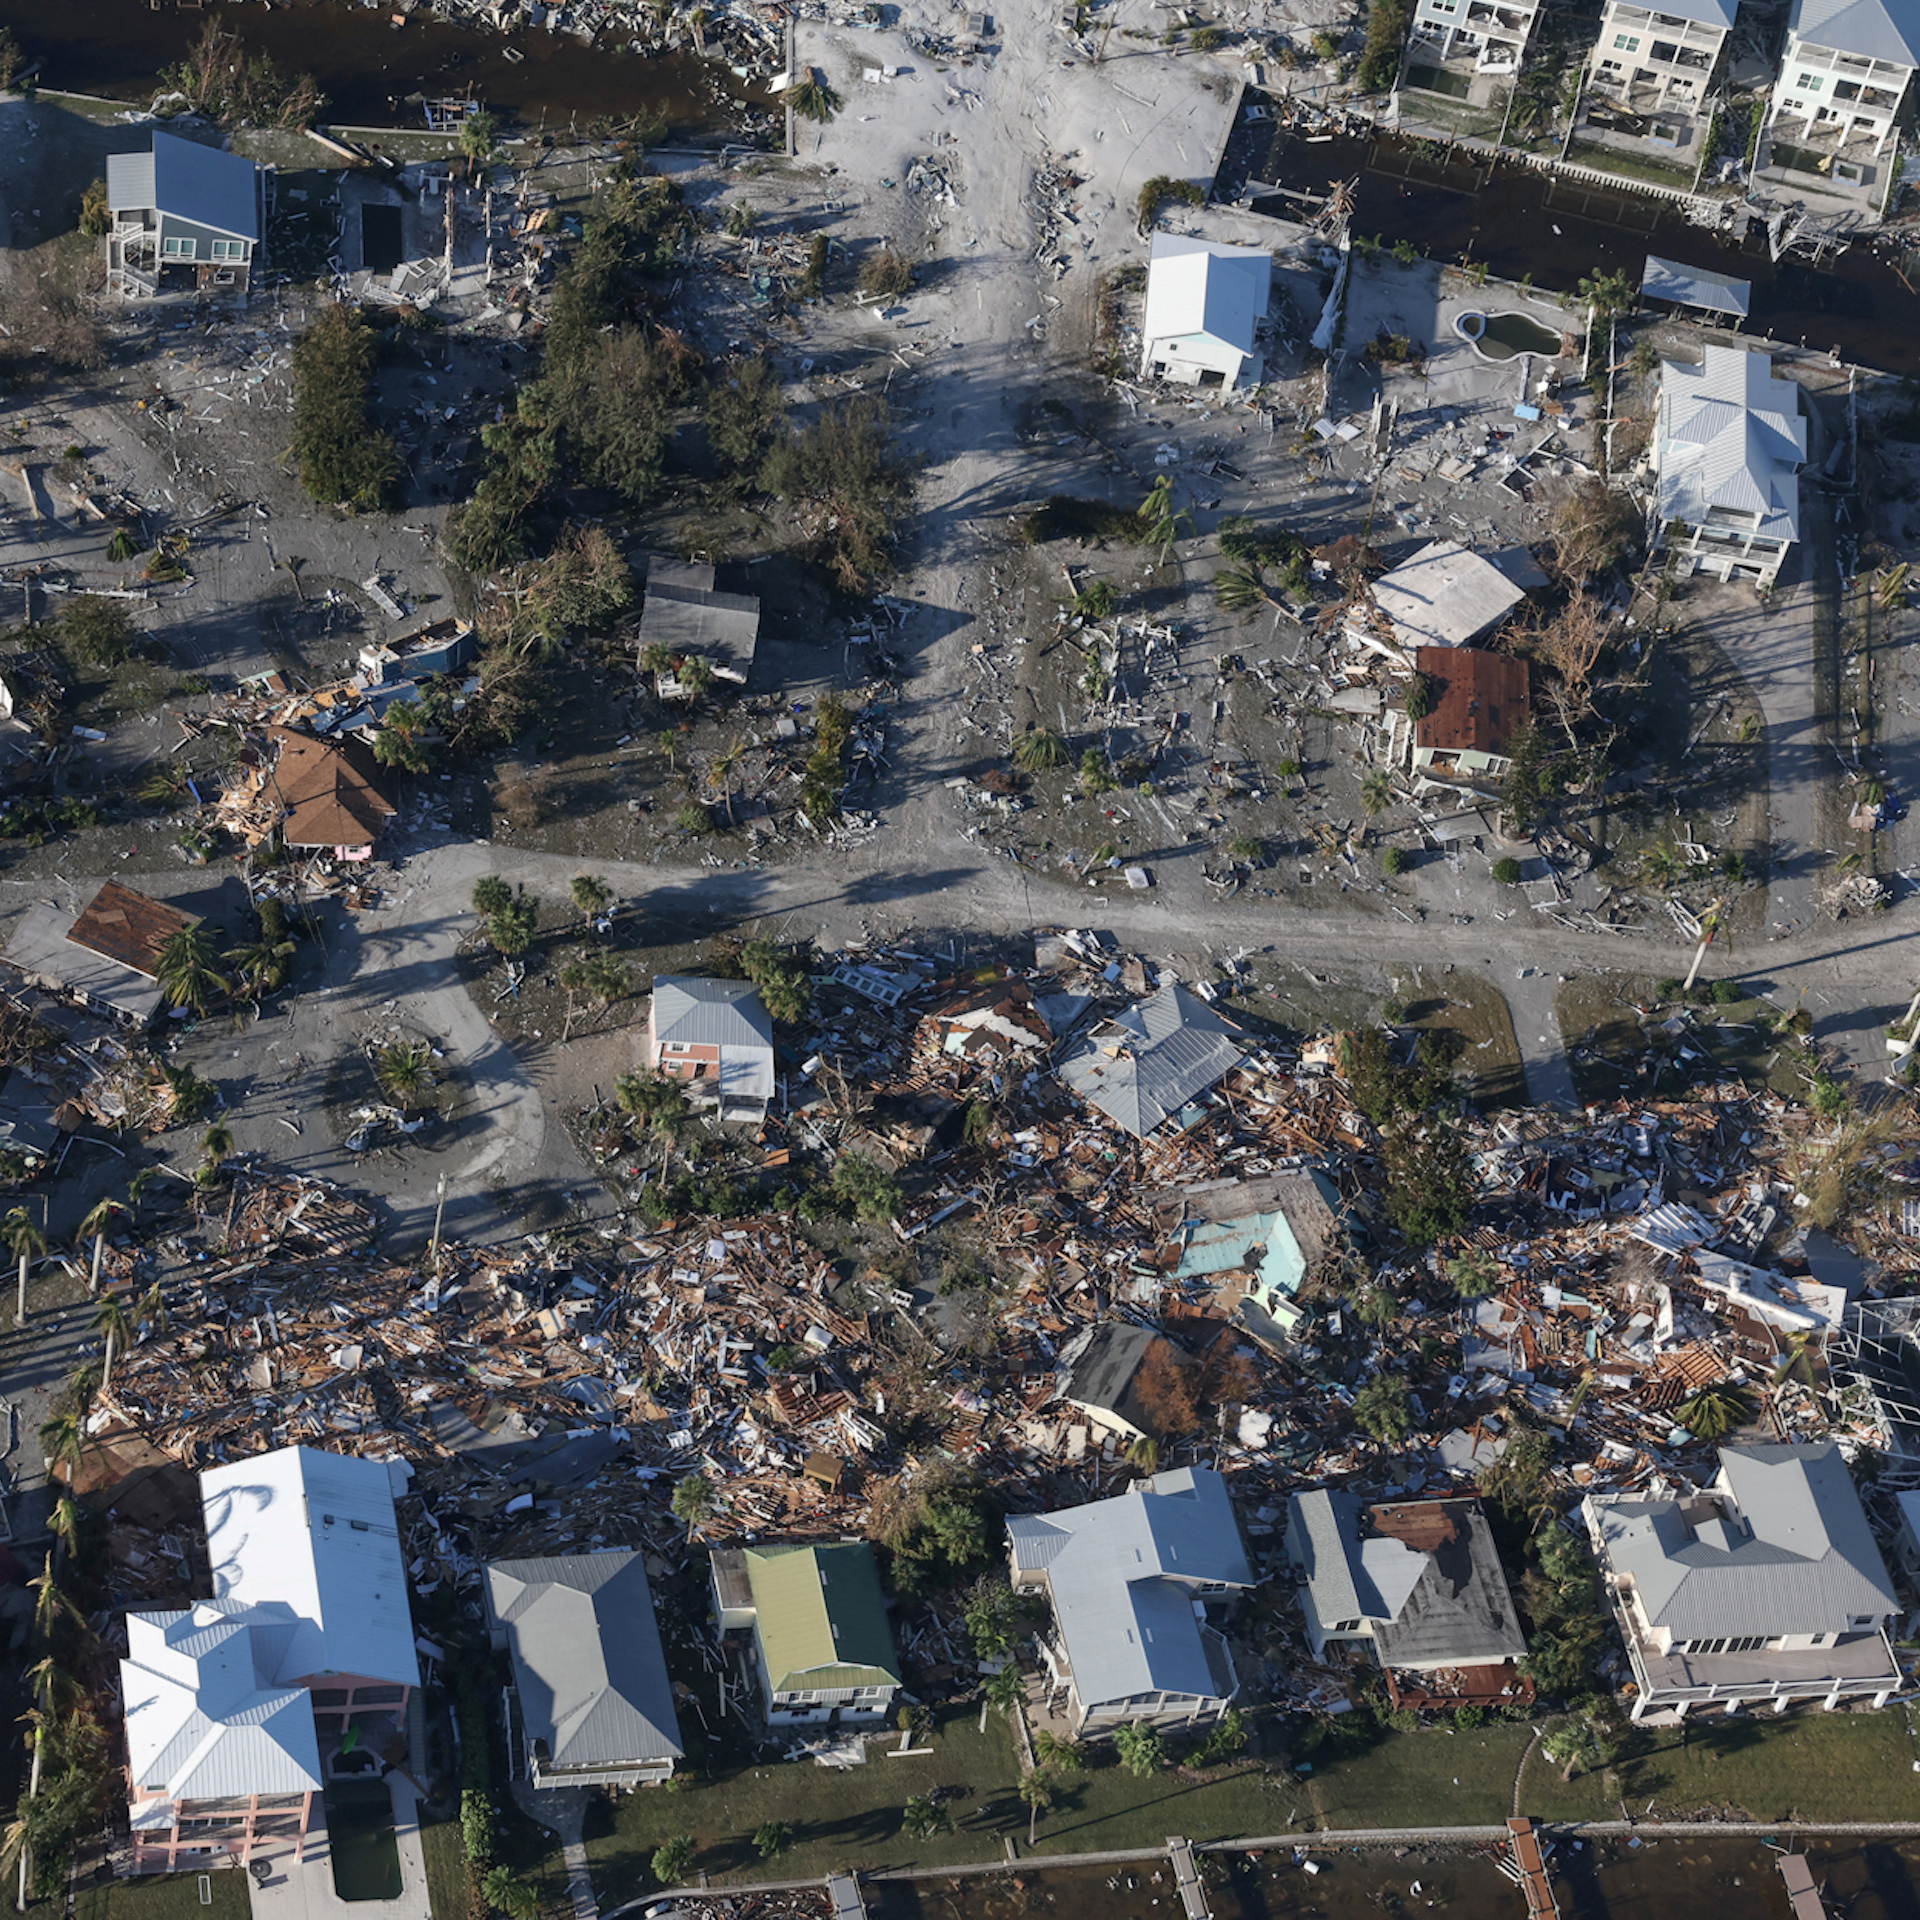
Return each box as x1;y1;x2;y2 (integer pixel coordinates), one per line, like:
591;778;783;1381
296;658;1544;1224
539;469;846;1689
65;881;198;979
1413;646;1530;757
1369;1497;1471;1554
267;727;396;850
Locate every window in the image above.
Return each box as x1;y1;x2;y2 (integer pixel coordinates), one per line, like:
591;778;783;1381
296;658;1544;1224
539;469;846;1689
1329;1618;1363;1633
354;1685;404;1704
1600;57;1624;68
211;239;246;260
1685;1634;1766;1655
1612;33;1641;49
1795;70;1822;89
162;236;197;259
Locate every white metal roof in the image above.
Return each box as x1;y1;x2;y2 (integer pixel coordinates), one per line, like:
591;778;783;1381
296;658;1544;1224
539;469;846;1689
121;1605;322;1804
1655;347;1805;547
1006;1469;1253;1711
650;976;775;1102
1790;0;1920;63
1141;234;1272;361
201;1446;420;1689
1369;541;1528;651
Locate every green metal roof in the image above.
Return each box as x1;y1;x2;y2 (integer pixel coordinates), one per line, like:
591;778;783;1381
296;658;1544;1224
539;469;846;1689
743;1543;900;1693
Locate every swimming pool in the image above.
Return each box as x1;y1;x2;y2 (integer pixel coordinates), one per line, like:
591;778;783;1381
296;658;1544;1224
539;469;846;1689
325;1779;402;1903
1454;310;1565;361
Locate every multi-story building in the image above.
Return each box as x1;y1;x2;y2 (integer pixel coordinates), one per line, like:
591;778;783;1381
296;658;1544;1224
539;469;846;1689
1404;0;1545;105
1583;1443;1902;1721
1589;0;1743;129
1760;0;1920;210
1653;344;1806;588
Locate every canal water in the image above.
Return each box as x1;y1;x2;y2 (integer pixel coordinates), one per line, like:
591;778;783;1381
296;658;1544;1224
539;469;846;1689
865;1837;1920;1920
1231;119;1920;376
0;0;738;136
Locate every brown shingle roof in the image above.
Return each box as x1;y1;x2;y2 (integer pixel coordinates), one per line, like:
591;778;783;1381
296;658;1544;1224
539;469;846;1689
267;728;396;850
65;881;198;980
1414;647;1531;757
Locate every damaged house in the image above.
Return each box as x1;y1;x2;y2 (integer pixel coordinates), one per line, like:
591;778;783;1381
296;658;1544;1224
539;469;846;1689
1381;647;1533;786
2;880;199;1025
1287;1492;1528;1706
265;729;397;859
1057;983;1243;1138
637;556;761;694
645;976;776;1124
1158;1171;1346;1343
1008;1467;1254;1734
1583;1442;1901;1720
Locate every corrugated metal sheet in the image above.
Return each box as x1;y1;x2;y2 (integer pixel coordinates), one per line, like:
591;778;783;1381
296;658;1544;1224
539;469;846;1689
487;1552;683;1771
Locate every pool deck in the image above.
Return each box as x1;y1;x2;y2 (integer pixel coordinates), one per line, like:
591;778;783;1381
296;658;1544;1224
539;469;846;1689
247;1775;432;1920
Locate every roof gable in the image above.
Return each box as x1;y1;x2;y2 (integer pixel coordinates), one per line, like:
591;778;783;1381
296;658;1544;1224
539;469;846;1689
1057;983;1242;1136
487;1553;683;1770
107;134;261;242
201;1446;419;1690
1656;347;1806;545
1009;1469;1252;1709
67;881;197;979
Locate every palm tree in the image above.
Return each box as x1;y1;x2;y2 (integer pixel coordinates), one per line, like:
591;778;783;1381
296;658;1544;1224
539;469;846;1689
375;1042;436;1109
1356;1286;1398;1331
37;1413;84;1486
559;961;591;1043
584;954;630;1007
153;923;226;1015
1017;1767;1057;1846
94;1294;133;1393
678;655;716;706
785;73;843;122
1;1208;47;1327
136;1284;168;1342
481;1867;538;1920
225;933;296;1005
1139;474;1192;559
570;873;613;926
1361;768;1395;816
670;1472;716;1540
371;725;432;775
1678;1382;1756;1442
46;1502;81;1569
457;109;500;179
198;1122;234;1186
76;1200;125;1296
27;1569;79;1646
709;742;745;826
1012;725;1068;775
1033;1730;1085;1773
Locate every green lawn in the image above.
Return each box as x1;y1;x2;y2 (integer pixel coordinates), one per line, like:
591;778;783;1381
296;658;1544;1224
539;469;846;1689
420;1818;472;1920
1304;1724;1537;1830
584;1710;1024;1898
1523;1706;1920;1825
71;1872;251;1920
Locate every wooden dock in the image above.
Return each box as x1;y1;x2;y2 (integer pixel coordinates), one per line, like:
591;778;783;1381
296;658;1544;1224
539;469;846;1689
1167;1837;1209;1920
1776;1854;1828;1919
1501;1819;1560;1917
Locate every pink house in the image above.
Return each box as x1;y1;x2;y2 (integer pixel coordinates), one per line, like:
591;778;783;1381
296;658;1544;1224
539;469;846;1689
120;1446;418;1872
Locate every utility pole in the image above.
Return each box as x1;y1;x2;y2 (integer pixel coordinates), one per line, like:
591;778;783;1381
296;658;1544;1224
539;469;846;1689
428;1174;449;1275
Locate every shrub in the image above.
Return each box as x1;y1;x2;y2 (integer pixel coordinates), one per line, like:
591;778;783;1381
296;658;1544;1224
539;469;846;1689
1136;175;1205;231
1491;856;1523;884
1708;978;1745;1005
859;248;914;298
59;593;136;666
1380;845;1408;876
1355;0;1412;90
291;306;400;511
762;397;913;593
1114;1720;1166;1776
